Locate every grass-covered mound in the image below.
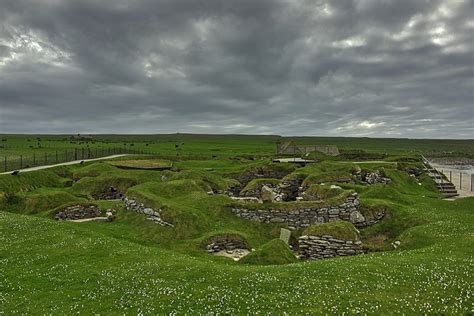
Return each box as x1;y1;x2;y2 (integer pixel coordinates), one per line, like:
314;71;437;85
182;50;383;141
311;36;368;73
107;159;172;170
167;169;238;192
303;221;360;241
72;175;138;196
240;239;297;265
16;190;87;216
301;184;343;201
0;169;66;194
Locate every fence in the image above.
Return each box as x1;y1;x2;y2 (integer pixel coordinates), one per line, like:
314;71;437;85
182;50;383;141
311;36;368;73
420;154;473;196
2;147;155;173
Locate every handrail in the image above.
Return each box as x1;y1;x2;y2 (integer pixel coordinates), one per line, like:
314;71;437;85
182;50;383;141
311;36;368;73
419;152;447;187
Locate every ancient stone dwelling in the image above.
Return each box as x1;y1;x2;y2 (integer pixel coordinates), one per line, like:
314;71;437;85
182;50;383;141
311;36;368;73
276;141;340;156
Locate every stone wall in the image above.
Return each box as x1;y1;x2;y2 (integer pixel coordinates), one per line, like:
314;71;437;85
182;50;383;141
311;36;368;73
353;169;391;185
231;193;378;230
205;238;248;253
297;234;365;260
279;178;303;201
55;205;101;220
122;196;174;227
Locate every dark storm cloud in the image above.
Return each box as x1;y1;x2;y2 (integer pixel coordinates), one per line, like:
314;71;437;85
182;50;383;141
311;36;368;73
0;0;473;137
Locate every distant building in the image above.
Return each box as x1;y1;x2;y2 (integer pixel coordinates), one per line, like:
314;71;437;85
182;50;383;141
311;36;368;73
276;141;340;156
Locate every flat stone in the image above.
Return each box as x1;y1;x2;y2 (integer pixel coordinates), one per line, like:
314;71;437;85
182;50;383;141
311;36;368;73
270;217;285;223
279;228;291;245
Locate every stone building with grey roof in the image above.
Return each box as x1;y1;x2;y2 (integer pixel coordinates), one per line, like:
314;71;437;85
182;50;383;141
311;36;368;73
276;141;340;156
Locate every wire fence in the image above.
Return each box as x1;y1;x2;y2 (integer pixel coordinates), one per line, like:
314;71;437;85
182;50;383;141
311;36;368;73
2;147;155;172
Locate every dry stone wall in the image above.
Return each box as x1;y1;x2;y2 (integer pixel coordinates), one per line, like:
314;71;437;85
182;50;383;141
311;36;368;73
231;193;379;230
279;178;303;201
297;235;365;260
205;238;248;253
55;205;101;220
122;196;174;227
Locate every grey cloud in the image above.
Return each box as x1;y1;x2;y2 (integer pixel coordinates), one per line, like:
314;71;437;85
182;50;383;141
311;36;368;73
0;0;473;138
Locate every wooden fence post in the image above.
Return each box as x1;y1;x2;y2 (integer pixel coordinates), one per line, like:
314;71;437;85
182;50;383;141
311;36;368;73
20;155;23;169
459;172;462;190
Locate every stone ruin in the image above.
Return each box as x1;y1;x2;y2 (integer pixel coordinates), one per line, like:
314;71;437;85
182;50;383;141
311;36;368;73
226;176;304;203
122;196;174;227
205;238;248;253
94;186;123;200
55;205;101;220
231;193;380;230
225;166;295;198
352;168;391;185
400;166;422;177
240;183;282;201
204;235;250;261
55;205;117;222
297;234;365;260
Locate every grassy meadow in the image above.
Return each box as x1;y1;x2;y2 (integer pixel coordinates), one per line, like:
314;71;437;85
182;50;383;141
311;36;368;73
0;134;473;314
1;134;474;159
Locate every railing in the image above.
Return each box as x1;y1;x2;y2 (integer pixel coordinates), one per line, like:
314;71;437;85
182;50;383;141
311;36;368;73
437;168;473;193
2;147;155;173
421;153;473;194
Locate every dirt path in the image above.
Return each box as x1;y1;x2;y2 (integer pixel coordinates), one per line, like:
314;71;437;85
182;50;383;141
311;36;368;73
0;154;128;175
339;161;396;164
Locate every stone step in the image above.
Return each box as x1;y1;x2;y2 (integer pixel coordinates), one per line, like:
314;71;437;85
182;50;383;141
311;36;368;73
440;189;458;194
436;184;456;189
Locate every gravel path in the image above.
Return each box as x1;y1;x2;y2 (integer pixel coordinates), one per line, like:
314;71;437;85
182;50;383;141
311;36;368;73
0;154;128;175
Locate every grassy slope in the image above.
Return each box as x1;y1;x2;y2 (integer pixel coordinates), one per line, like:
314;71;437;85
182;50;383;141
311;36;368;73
240;239;298;265
0;143;473;313
1;197;472;314
303;221;360;241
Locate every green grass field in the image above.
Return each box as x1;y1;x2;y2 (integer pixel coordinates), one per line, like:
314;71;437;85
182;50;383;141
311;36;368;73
0;135;473;314
2;134;474;159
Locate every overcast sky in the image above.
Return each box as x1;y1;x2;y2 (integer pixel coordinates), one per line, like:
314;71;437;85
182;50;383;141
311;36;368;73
0;0;473;138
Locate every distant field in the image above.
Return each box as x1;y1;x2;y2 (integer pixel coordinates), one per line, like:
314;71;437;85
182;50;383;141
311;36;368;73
1;134;473;160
